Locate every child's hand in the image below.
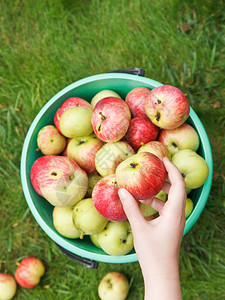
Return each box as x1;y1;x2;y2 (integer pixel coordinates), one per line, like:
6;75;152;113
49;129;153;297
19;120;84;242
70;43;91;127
118;157;186;300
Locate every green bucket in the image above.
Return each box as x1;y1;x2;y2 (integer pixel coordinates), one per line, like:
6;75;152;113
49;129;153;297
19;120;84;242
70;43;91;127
20;70;213;265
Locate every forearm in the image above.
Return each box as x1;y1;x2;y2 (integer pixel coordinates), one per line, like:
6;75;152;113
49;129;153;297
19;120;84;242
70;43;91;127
142;258;182;300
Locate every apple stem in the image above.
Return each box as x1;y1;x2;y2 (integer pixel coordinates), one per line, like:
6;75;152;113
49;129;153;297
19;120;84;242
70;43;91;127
80;232;84;239
155;112;160;121
130;163;138;168
99;112;106;120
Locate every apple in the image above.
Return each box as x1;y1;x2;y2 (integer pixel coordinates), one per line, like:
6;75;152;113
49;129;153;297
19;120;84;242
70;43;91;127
124;117;158;151
95;141;134;177
94;97;130;116
62;138;72;156
91;99;131;142
185;198;194;218
116;152;167;199
52;207;80;238
54;97;92;134
91;90;121;108
90;233;101;249
59;106;93;138
72;198;108;238
137;140;171;160
15;257;45;289
158;123;200;156
39;156;88;207
125;86;150;117
37;125;66;155
92;174;127;222
97;220;133;256
144;85;190;129
67;134;103;174
0;273;17;300
86;172;103;197
98;272;129;300
30;155;56;196
172;149;209;189
139;190;167;220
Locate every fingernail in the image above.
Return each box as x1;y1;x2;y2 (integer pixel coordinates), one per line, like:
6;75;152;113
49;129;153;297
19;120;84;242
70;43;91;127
118;188;127;201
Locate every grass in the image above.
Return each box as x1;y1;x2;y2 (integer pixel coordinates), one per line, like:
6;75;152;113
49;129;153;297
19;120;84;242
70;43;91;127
0;0;225;299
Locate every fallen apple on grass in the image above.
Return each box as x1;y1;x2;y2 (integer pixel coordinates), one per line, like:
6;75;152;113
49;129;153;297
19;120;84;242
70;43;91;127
15;257;45;289
92;174;127;222
116;152;166;200
98;272;130;300
37;125;66;155
53;206;80;238
144;85;190;129
72;198;108;238
97;221;133;256
158;123;200;156
95;141;134;177
67;133;103;174
0;273;17;300
91;90;121;108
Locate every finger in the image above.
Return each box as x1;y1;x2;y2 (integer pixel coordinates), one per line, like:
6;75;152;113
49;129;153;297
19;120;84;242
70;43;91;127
118;188;146;229
139;197;165;215
161;181;171;194
163;157;184;185
162;157;186;214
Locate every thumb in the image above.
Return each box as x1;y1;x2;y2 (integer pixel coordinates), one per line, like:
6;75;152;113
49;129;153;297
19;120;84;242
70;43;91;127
118;188;146;229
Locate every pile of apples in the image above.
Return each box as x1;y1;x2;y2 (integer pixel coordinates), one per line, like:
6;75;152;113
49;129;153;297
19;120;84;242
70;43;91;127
30;85;209;256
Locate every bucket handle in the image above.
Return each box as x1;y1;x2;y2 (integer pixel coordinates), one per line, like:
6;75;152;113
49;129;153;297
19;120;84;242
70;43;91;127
55;243;99;269
108;67;145;76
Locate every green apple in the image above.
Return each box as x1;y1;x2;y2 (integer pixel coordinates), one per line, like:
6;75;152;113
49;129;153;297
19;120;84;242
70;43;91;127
97;221;133;256
90;233;101;249
52;207;80;239
86;172;102;197
95;141;134;177
185;198;194;218
67;134;103;174
139;190;167;219
172;149;209;189
91;90;121;108
98;272;129;300
59;106;93;138
72;198;108;238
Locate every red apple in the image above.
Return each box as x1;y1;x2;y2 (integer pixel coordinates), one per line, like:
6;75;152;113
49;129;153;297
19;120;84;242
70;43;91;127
54;97;92;134
15;257;45;289
158;123;200;156
37;125;66;155
91;100;131;142
94;97;131;116
30;155;56;196
144;85;190;129
67;134;103;174
138;141;171;160
92;174;127;222
124;117;158;151
125;87;150;117
116;152;166;200
0;273;17;300
38;156;88;207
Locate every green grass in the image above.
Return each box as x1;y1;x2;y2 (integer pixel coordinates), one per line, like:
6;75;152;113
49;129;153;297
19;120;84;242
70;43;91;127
0;0;225;299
